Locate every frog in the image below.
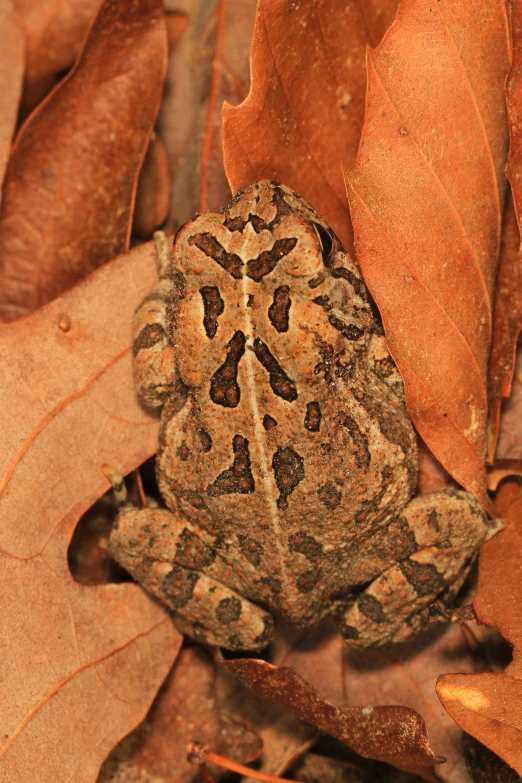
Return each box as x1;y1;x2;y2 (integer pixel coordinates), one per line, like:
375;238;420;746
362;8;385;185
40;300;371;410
108;180;492;652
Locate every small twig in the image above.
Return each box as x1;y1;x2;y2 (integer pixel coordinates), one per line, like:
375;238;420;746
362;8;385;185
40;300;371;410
134;467;147;508
187;742;294;782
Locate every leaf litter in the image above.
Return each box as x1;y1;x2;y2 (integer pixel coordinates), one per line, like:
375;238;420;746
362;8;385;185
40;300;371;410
0;0;168;321
1;0;522;780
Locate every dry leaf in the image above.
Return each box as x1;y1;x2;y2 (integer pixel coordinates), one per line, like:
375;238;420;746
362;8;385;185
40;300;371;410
271;621;490;783
221;657;442;781
0;0;23;200
486;0;522;459
344;0;510;510
437;481;522;776
159;0;257;232
0;0;168;322
15;0;103;116
133;133;171;239
487;193;522;460
222;0;400;253
0;239;182;781
495;343;522;460
100;647;262;783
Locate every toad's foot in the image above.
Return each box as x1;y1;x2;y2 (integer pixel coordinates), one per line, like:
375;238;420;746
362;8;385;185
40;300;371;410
107;497;273;652
340;490;493;648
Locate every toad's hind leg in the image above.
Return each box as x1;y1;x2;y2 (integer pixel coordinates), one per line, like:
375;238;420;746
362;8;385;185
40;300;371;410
108;504;273;652
340;491;492;648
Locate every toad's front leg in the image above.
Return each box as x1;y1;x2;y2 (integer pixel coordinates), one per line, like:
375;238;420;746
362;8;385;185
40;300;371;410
107;478;273;651
340;491;496;648
132;232;186;409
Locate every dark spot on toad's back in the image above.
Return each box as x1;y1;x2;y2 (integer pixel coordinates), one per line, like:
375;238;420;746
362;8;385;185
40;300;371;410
288;531;323;561
177;441;190;461
327;313;365;341
198;429;213;451
341;622;359;641
317;482;342;509
304;401;321;432
178;489;208;511
330;262;367;299
239;535;264;566
387;517;417;561
207;435;255;496
268;285;291;332
200;286;224;338
246;238;297;281
263;414;278;430
308;272;326;288
374;406;413;455
223;214;246;232
312;294;332;310
210;330;245;407
296;567;322;593
272;447;305;509
253;338;297;401
189;232;243;279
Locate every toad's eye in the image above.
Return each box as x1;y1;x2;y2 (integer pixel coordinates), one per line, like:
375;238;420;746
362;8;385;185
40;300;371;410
313;222;334;262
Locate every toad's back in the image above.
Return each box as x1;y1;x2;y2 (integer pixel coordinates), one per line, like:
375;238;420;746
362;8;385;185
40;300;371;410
152;182;417;625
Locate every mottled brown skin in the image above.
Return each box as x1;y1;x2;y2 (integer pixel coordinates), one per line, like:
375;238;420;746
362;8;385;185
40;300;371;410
109;181;491;651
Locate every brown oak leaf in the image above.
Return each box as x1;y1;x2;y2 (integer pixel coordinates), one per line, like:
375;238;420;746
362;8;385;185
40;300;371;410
0;0;168;322
0;240;181;782
344;0;510;510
